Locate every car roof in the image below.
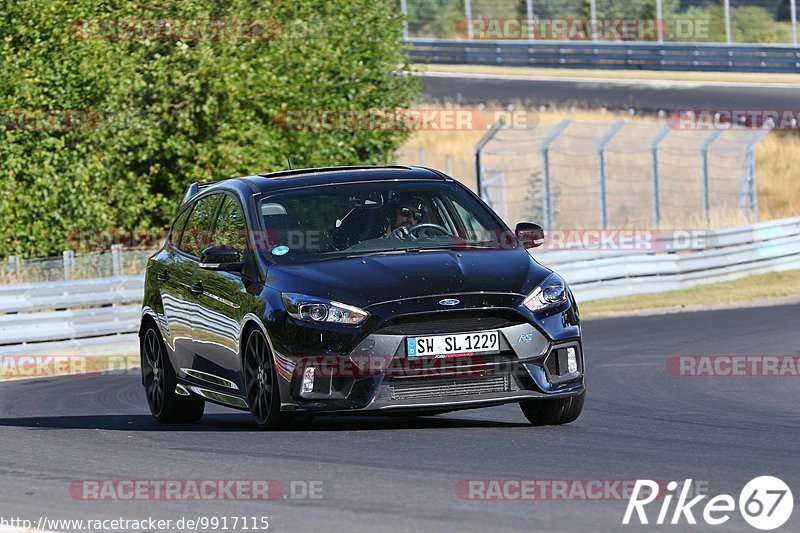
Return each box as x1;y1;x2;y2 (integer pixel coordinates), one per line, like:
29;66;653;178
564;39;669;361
246;165;449;193
183;166;452;205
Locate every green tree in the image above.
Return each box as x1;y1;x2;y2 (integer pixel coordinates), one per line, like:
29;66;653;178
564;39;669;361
0;0;421;258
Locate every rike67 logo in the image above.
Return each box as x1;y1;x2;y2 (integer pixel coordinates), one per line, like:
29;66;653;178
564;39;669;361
624;477;793;530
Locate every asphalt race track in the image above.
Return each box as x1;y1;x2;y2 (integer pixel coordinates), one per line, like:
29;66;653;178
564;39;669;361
1;304;799;532
421;72;800;113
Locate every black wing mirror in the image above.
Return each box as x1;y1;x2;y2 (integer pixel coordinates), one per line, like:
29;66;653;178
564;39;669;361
515;222;545;249
200;245;244;272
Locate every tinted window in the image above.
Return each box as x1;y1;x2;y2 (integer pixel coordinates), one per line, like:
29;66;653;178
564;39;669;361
179;194;221;257
258;181;509;264
212;196;248;253
169;207;192;247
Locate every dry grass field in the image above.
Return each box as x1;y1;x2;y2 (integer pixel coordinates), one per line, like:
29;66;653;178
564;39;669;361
398;107;800;226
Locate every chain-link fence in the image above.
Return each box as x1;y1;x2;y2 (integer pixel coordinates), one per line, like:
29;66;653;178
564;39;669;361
475;119;769;229
402;0;800;45
0;246;155;284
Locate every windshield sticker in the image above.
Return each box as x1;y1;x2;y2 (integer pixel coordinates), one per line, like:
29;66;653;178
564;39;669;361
271;245;290;256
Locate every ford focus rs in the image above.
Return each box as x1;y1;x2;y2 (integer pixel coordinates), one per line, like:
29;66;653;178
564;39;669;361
140;166;585;429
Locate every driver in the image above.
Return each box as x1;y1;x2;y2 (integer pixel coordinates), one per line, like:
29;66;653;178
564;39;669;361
386;195;428;240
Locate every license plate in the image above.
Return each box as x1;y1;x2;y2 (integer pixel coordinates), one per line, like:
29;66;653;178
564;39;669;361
406;331;500;358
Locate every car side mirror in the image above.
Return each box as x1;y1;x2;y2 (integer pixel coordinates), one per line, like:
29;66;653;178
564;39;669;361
199;245;245;272
515;222;545;249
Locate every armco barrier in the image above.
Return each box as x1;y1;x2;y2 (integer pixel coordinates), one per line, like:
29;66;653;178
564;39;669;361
1;217;799;349
408;39;800;73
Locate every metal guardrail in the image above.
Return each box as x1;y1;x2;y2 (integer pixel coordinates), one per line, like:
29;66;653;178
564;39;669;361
0;216;799;349
408;39;800;73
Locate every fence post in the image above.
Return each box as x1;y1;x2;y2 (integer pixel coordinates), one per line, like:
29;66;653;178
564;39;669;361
539;120;572;229
8;255;19;281
526;0;534;41
63;250;74;281
724;0;732;44
473;118;505;199
596;121;626;230
743;129;769;220
700;130;723;224
464;0;473;40
651;125;671;228
656;0;664;43
111;244;123;276
400;0;409;40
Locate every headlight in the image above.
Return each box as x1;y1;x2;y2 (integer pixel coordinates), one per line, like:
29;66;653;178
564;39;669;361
282;293;369;326
523;273;568;313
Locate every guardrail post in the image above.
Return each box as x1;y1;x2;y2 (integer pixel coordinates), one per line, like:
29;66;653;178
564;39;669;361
111;244;123;276
63;250;74;281
651;125;671;228
700;130;723;224
473;118;505;199
596;121;626;230
792;0;798;47
540;120;572;230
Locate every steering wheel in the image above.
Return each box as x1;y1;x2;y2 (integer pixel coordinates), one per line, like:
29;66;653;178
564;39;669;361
407;223;450;239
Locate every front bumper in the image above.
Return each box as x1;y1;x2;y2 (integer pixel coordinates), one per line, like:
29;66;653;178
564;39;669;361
275;318;585;414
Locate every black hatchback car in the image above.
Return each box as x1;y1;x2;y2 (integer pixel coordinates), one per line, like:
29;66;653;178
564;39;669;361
140;166;584;429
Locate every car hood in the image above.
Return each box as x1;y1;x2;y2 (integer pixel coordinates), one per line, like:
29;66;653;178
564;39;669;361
266;248;552;308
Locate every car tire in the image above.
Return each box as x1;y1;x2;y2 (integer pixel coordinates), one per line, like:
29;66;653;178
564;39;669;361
519;392;584;426
243;328;291;430
141;323;205;423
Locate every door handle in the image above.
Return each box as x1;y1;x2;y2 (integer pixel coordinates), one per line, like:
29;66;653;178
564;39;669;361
157;269;169;283
190;282;204;296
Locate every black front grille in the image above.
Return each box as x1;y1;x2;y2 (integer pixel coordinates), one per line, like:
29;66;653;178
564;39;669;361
377;311;522;336
376;375;517;401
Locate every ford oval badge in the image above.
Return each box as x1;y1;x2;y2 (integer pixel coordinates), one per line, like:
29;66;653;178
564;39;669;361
439;298;460;306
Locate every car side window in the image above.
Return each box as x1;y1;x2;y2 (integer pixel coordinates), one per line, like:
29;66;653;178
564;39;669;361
212;196;248;253
179;194;222;258
169;207;192;248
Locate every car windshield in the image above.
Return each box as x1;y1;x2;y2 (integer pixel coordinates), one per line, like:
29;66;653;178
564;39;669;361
257;181;513;263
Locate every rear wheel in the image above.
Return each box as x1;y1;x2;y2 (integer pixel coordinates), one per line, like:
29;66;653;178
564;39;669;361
243;329;290;430
519;392;584;426
141;324;204;423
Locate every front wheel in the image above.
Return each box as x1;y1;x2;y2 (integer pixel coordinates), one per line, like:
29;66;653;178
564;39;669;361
141;324;205;423
243;329;291;430
519;392;584;426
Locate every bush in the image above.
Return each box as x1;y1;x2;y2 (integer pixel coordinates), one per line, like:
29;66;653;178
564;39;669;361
0;0;421;258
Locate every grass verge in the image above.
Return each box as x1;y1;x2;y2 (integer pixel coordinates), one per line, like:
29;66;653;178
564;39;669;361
580;269;800;318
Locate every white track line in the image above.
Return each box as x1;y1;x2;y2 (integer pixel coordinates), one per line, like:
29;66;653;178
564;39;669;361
419;70;800;90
